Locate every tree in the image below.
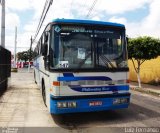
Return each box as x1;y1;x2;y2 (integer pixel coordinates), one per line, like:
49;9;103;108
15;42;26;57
17;49;34;62
128;36;160;88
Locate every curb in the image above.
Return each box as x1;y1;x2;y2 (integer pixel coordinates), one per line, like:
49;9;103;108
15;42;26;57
130;87;160;97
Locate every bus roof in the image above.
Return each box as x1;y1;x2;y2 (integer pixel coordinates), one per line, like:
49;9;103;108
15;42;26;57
52;18;125;28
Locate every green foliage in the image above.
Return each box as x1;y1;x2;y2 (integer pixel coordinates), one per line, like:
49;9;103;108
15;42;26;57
128;36;160;88
128;36;160;60
17;49;34;62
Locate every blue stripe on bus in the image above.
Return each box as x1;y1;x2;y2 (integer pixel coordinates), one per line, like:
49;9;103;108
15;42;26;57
50;95;130;114
69;85;129;92
57;76;112;81
63;73;74;77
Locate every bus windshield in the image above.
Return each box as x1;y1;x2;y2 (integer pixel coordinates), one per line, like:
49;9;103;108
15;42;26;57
51;25;127;70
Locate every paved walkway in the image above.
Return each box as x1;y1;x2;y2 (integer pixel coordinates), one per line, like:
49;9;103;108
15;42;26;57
130;82;160;97
0;68;55;127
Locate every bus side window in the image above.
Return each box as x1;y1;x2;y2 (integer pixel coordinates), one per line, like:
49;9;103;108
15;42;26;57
39;40;42;55
39;37;43;55
42;32;48;56
45;32;48;43
41;33;45;55
50;28;55;68
46;32;50;55
37;42;40;55
43;31;50;70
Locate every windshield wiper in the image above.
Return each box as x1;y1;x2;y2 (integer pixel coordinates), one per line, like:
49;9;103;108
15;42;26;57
99;55;116;68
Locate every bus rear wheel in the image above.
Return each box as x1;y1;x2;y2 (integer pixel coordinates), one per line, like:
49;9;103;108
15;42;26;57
34;71;37;84
42;83;47;107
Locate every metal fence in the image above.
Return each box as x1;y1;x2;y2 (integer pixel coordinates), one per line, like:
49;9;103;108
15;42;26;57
0;46;11;95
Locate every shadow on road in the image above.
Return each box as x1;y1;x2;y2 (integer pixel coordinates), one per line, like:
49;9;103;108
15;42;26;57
51;110;121;129
51;103;160;129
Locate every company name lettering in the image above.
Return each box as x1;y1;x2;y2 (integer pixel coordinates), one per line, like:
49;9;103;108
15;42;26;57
82;87;110;92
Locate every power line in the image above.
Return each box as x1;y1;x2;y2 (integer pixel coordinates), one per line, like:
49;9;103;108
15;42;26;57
7;47;31;48
33;0;53;42
34;0;49;37
85;0;98;18
33;0;49;40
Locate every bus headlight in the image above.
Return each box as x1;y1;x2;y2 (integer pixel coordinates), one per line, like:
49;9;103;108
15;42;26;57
57;101;77;108
113;98;128;105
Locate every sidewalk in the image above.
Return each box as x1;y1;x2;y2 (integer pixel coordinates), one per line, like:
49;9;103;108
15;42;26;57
130;82;160;97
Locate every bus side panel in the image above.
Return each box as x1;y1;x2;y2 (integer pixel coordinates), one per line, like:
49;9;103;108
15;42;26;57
34;56;61;111
33;57;41;88
49;73;60;96
38;56;50;108
47;73;60;111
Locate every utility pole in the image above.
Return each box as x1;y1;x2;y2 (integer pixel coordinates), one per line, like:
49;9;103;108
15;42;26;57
14;27;17;68
0;0;5;48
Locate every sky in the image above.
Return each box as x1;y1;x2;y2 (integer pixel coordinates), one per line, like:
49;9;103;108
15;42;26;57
1;0;160;53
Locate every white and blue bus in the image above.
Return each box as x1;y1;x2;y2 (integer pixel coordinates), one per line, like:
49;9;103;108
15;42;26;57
33;19;130;114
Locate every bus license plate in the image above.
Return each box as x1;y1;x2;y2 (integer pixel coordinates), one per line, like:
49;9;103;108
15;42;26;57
89;101;102;106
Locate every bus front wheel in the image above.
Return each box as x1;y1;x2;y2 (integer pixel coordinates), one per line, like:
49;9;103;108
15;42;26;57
42;82;47;107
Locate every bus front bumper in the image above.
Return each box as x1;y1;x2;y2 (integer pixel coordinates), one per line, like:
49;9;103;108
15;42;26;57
50;93;130;114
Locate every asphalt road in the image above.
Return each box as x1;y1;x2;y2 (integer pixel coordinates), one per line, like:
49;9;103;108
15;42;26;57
0;69;159;133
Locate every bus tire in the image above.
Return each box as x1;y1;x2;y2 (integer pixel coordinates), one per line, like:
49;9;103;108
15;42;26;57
42;81;47;107
34;71;37;84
